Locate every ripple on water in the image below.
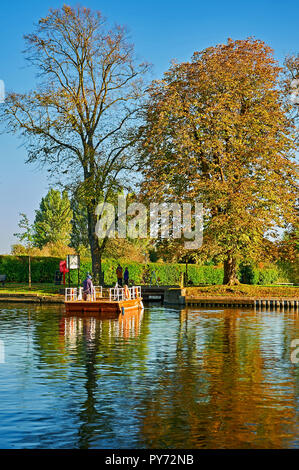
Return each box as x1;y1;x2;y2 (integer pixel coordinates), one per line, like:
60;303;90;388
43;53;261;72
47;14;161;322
0;304;298;449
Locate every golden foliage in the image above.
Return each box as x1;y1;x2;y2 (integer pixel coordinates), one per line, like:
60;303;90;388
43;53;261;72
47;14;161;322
139;38;298;283
11;242;75;258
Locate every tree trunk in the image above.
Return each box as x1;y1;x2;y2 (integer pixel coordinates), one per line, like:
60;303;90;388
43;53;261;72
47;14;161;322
184;261;188;286
87;205;107;285
87;207;101;283
223;254;240;285
28;255;31;289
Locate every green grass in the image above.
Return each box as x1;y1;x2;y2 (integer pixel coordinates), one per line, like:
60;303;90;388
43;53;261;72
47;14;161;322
186;284;299;298
0;283;64;296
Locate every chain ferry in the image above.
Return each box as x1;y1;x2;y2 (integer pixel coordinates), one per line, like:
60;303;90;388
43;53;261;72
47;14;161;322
64;285;143;317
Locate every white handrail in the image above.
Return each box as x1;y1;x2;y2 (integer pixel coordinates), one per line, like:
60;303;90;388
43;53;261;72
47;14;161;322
78;287;83;300
93;285;103;300
108;286;141;301
65;285;141;302
65;288;77;302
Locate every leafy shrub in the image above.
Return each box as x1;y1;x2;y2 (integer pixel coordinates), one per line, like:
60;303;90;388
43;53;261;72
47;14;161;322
0;256;59;283
239;262;280;285
276;260;299;285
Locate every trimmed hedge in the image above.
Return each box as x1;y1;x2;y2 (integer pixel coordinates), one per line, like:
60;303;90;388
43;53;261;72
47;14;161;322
1;255;286;286
64;259;224;286
0;255;223;286
0;256;59;283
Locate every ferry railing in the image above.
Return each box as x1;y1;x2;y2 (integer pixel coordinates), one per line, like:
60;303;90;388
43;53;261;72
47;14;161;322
65;286;141;302
92;285;103;301
78;287;83;300
108;286;142;301
127;286;141;299
65;286;103;302
109;287;124;301
65;288;77;302
132;286;142;298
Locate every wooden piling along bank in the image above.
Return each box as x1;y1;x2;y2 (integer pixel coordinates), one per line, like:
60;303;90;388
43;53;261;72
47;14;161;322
254;299;299;309
185;297;299;309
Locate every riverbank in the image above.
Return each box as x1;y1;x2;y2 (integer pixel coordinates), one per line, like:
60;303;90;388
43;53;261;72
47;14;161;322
0;283;298;306
0;283;63;303
185;284;299;298
0;294;64;303
184;285;299;308
0;283;61;296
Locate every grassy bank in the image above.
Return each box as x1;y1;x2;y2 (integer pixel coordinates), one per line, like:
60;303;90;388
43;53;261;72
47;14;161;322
186;284;299;298
0;283;62;297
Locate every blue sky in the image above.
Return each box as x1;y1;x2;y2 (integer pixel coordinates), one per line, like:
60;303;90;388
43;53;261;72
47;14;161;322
0;0;298;253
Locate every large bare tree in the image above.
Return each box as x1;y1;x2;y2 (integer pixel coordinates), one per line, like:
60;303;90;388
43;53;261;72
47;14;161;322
1;5;149;281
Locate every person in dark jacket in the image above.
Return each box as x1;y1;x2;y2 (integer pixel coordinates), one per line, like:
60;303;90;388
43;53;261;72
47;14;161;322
124;267;129;286
83;274;93;300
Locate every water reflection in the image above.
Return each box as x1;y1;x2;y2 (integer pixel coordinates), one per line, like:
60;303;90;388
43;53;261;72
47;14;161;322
56;309;146;448
60;308;144;350
0;304;298;449
139;308;299;449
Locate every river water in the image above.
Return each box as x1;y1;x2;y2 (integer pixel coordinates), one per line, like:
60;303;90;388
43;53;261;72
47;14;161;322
0;303;298;449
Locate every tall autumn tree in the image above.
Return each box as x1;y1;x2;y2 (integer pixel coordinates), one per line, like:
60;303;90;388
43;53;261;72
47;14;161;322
34;188;73;248
1;5;149;281
139;38;298;284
